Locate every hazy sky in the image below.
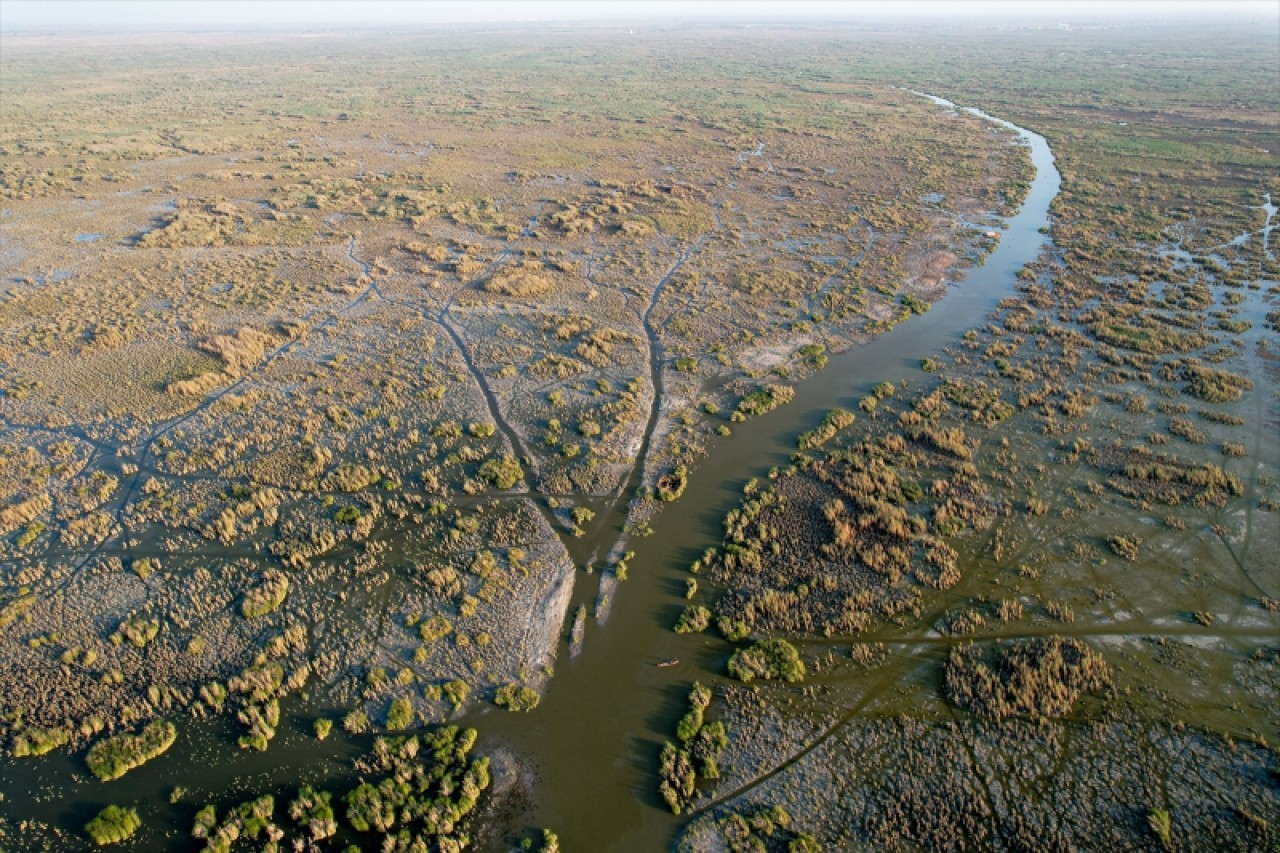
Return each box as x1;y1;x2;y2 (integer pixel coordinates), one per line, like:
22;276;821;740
2;1;1273;32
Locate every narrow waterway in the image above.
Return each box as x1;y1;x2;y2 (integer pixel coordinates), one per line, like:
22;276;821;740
462;95;1061;850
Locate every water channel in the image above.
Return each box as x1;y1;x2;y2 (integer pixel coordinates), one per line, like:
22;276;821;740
461;94;1061;850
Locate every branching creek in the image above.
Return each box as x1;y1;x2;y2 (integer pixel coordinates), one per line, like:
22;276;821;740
457;95;1062;849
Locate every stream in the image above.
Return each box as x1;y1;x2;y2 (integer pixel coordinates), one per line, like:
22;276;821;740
459;94;1060;850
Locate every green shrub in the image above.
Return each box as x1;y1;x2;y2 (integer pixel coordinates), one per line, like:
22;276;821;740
900;293;930;314
656;466;688;501
236;699;280;751
85;805;140;846
736;384;794;417
15;522;45;548
117;615;159;648
727;639;806;683
495;683;541;712
342;709;369;734
11;724;70;757
798;343;828;367
675;604;711;633
717;616;751;642
192;805;216;839
341;727;489;839
443;679;471;709
479;454;523;489
797;408;856;450
659;682;727;813
289;785;337;840
1148;808;1172;849
86;720;176;781
385;697;414;730
676;707;703;743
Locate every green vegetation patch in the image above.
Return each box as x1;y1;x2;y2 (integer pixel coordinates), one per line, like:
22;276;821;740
345;727;489;839
478;454;524;489
727;638;806;683
494;682;541;712
1161;360;1254;403
797;407;856;450
659;683;728;814
735;384;796;419
11;724;71;757
85;805;141;846
717;805;819;853
674;603;712;634
656;465;689;502
241;569;289;618
86;719;177;781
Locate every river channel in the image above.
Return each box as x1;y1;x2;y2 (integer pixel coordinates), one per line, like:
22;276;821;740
461;95;1061;850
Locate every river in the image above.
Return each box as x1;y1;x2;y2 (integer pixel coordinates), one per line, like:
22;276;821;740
460;94;1061;850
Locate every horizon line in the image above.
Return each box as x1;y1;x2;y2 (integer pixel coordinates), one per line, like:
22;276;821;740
2;1;1275;36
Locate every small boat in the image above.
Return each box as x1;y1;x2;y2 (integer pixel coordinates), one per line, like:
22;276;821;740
656;659;679;668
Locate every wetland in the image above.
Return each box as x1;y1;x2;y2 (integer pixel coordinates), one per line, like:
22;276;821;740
1;12;1277;853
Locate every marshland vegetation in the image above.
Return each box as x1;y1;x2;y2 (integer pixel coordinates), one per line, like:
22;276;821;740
1;13;1276;852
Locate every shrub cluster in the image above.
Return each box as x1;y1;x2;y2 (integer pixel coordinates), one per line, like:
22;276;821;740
86;719;177;781
85;805;141;846
945;637;1111;721
659;683;728;814
727;638;806;683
